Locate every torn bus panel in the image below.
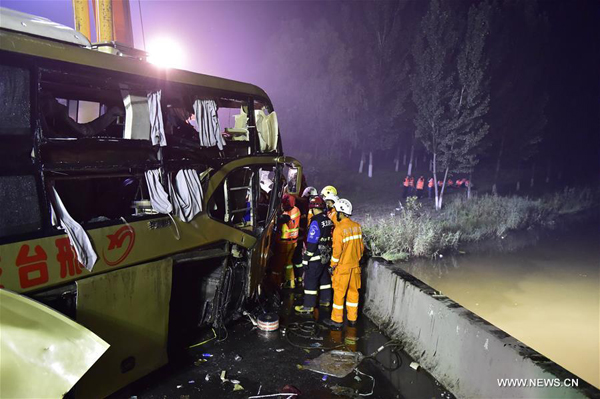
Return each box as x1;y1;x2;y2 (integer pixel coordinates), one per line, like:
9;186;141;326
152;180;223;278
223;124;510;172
0;289;109;399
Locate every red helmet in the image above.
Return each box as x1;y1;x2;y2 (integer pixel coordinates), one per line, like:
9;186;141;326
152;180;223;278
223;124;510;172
308;196;326;210
281;193;295;211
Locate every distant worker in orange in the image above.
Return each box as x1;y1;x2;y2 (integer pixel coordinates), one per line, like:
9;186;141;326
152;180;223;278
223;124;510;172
323;199;364;330
272;194;301;289
428;177;434;198
408;176;415;197
447;178;454;188
416;176;425;198
402;176;410;199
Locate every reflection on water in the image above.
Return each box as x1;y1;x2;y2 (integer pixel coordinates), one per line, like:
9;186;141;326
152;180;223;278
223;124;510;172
399;220;600;389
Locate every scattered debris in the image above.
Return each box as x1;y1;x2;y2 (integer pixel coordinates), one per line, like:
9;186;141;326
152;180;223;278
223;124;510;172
321;375;328;381
281;385;302;394
188;380;195;384
275;348;285;353
194;359;207;366
234;354;243;361
202;353;214;358
330;385;358;398
230;379;240;384
257;385;262;395
176;385;183;389
220;370;228;382
310;342;322;348
354;375;362;382
248;394;298;398
296;364;304;370
410;361;420;371
205;374;210;382
180;396;190;399
305;350;364;378
233;384;244;391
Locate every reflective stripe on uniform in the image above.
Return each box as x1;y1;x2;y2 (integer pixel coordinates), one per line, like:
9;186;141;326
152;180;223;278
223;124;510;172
286;265;294;269
304;290;318;295
309;255;321;261
331;257;340;262
290;211;300;219
346;301;359;307
305;251;314;256
342;234;362;243
294;263;303;268
332;303;344;310
320;284;331;289
302;260;308;265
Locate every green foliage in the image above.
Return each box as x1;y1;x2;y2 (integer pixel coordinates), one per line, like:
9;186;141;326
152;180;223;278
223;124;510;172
363;188;597;261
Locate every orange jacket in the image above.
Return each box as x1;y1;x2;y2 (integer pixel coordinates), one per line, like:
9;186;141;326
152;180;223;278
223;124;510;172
428;178;434;188
331;217;364;269
416;178;425;190
447;179;453;186
403;177;409;187
408;177;415;187
280;206;300;241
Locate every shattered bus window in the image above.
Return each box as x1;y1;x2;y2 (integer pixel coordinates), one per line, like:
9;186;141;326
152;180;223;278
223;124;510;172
0;64;30;135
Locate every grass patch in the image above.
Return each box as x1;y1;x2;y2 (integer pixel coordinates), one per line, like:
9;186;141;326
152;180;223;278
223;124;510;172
363;188;598;260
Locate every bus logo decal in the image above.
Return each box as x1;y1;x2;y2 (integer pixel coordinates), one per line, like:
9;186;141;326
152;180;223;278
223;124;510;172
103;226;136;266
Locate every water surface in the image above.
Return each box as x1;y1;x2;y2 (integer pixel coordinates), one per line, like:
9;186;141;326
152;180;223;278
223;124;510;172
398;219;600;389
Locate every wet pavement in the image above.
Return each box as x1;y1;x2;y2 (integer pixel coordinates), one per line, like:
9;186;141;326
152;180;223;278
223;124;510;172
111;289;453;399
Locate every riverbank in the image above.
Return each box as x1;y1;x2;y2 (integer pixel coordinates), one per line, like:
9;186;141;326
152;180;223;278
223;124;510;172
361;187;598;261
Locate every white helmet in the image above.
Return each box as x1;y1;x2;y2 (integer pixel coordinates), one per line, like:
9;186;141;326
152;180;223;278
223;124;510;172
302;186;318;198
334;198;352;216
320;185;338;197
323;193;339;202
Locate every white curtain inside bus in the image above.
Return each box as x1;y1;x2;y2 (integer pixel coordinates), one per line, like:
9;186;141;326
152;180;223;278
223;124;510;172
168;169;203;223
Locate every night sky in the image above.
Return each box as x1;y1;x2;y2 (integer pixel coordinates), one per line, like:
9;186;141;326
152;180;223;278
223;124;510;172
2;0;598;189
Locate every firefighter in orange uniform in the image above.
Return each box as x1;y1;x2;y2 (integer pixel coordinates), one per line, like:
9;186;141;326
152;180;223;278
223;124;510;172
323;199;364;330
272;194;301;288
402;176;410;199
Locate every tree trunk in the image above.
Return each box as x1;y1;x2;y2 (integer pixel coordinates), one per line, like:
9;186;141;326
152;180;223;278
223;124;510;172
545;160;551;184
492;137;505;195
403;150;407;166
394;146;400;172
530;162;535;188
415;153;419;170
407;144;415;176
429;157;433;172
433;153;439;210
368;151;373;178
467;172;472;199
359;151;365;174
438;167;449;210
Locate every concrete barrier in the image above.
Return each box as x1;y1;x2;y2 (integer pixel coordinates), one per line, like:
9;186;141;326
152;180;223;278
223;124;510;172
363;258;599;399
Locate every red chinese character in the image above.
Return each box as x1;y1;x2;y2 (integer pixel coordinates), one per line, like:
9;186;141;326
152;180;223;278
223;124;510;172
55;238;83;278
16;244;49;289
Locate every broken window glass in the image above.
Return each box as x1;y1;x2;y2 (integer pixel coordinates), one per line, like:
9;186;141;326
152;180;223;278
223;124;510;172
0;64;30;135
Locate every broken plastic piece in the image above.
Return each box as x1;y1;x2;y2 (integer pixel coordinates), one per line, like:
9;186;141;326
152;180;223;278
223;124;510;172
176;385;183;389
275;348;285;352
188;380;195;384
234;354;243;361
202;353;214;358
233;384;244;391
322;375;328;381
205;374;210;382
410;361;420;370
220;370;227;382
305;350;364;378
194;359;207;366
230;379;240;384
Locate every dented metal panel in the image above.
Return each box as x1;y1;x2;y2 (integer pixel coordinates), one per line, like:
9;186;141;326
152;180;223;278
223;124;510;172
73;258;173;399
0;289;109;399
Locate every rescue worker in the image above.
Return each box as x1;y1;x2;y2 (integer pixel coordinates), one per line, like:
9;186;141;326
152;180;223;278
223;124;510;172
402;176;410;199
456;178;464;188
428;177;434;199
416;176;425;198
292;188;310;285
447;178;454;188
323;199;364;330
408;176;415;196
294;197;333;314
321;185;340;226
272;194;300;288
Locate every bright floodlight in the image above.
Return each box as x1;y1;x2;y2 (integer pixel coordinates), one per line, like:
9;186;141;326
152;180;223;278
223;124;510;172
147;37;185;69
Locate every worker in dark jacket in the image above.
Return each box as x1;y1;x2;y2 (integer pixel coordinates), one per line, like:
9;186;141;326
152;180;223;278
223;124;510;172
295;196;334;314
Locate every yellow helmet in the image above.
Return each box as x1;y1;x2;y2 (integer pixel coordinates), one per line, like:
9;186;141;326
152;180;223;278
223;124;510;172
320;185;338;198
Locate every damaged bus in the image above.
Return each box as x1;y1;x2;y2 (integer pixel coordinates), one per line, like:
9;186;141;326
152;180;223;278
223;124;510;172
0;8;301;398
